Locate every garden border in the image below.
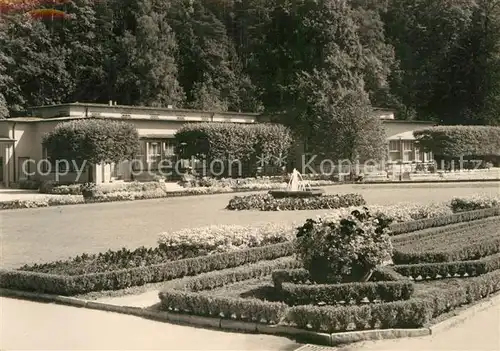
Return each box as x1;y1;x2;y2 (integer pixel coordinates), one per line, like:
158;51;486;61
1;288;499;346
0;242;295;295
3;179;499;211
1;210;499;296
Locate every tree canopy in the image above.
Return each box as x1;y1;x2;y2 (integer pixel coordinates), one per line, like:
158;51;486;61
2;0;500;154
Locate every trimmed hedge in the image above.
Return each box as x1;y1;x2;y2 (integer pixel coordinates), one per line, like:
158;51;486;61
389;207;500;235
393;221;500;264
277;281;415;305
0;196;85;210
157;263;500;332
413;126;500;159
284;268;500;332
393;253;500;280
175;123;293;167
271;268;413;305
0;242;294;295
392;216;499;245
170;257;302;292
226;193;366;211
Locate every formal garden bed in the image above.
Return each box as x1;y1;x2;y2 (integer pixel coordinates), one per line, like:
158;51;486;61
226;193;366;211
1;202;499;344
156;208;500;337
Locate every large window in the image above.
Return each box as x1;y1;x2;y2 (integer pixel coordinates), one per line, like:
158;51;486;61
145;139;177;170
388;140;400;162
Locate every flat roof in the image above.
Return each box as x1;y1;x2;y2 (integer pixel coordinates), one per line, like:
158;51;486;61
382;119;436;125
28;102;261;116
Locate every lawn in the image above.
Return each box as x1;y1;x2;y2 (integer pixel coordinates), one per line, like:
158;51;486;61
1;182;498;269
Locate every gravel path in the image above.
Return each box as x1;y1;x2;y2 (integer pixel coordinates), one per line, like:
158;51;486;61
1;182;498;268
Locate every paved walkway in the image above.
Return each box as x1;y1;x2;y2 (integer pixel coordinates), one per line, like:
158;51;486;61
1;182;498;269
340;300;500;351
1;296;499;350
0;297;300;350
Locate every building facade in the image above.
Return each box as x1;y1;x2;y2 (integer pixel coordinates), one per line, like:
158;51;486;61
0;102;435;187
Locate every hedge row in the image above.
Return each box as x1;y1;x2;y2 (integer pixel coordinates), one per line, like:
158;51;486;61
393;253;500;280
157;263;500;332
271;267;405;288
170;257;302;292
413;125;500;159
393;234;500;264
0;196;84;210
389;207;500;235
392;216;499;245
226;193;366;211
277;281;415;305
284;268;500;332
0;242;294;295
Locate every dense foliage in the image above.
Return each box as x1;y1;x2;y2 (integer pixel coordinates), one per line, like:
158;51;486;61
414;126;500;164
226;193;366;211
2;0;499;156
175;123;293;170
295;208;393;283
43;119;140;165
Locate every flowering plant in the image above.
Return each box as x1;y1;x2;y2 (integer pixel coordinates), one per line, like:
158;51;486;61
295;207;393;283
158;223;296;258
450;195;500;213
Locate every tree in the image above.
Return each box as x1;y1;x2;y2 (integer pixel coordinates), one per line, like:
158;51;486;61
43;119;140;167
168;0;250;111
0;12;72;112
109;0;185;107
0;92;8;119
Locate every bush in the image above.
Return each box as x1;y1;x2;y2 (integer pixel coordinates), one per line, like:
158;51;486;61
393;253;500;280
389;207;500;235
158;223;297;257
43;119;140;166
0;196;84;210
450;195;500;213
0;242;295;295
414;126;500;161
295;208;393;283
226;193;365;211
39;182;82;195
278;281;414;305
175;123;293;177
18;179;41;190
285;268;500;333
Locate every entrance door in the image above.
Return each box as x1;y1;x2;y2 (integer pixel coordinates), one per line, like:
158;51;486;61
0;156;3;183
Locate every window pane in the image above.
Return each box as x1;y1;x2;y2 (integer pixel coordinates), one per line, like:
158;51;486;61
389;140;399;151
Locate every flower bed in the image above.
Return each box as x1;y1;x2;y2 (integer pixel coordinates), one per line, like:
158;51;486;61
226;193;366;211
450;194;500;213
393;219;500;264
157;214;500;335
393;253;500;280
0;242;295;295
0;196;84;210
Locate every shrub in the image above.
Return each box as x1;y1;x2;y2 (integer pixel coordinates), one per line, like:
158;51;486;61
175;123;293;176
0;242;295;295
450;195;500;213
393;253;500;280
414;126;500;161
0;196;84;210
389;207;500;235
43;119;140;166
18;179;41;190
157;223;297;257
278;281;414;305
226;193;365;211
295;208;393;283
